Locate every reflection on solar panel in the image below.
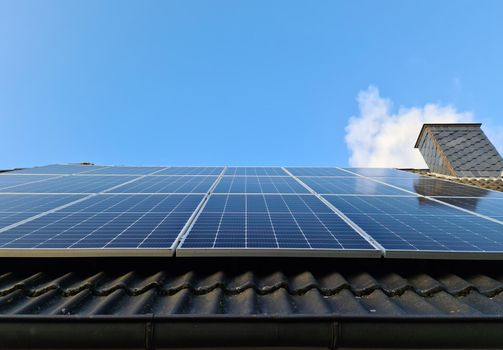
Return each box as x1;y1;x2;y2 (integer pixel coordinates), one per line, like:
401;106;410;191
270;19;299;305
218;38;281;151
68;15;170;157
178;194;378;257
324;195;503;258
84;167;166;175
286;167;354;177
299;177;410;195
0;194;85;229
11;165;106;174
155;167;224;175
0;194;203;254
344;168;421;178
224;167;287;176
109;176;218;194
1;176;137;193
378;177;503;198
0;175;59;190
436;197;503;221
214;176;309;194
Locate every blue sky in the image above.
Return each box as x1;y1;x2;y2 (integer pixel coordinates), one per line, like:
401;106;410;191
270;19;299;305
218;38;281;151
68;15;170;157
1;0;502;168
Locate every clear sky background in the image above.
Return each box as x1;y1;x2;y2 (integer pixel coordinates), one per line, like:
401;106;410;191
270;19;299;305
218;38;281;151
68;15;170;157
1;0;502;168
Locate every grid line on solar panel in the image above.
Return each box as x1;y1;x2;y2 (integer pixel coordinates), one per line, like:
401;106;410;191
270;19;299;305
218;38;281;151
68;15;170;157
296;177;412;196
376;177;503;198
10;165;109;175
286;167;358;177
0;176;139;194
214;176;309;194
107;175;218;194
0;194;204;251
323;195;503;257
83;166;168;175
154;167;225;175
223;167;287;176
178;194;378;256
0;194;86;229
0;175;62;191
342;168;422;178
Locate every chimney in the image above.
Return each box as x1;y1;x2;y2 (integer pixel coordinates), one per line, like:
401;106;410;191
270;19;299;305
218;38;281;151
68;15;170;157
414;123;503;178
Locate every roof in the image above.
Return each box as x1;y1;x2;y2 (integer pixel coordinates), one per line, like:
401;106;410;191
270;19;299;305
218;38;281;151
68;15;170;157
1;166;503;348
414;123;503;177
414;123;482;148
3;257;503;348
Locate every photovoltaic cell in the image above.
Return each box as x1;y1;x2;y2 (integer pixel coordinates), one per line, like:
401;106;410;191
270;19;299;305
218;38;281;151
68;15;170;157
224;167;287;176
344;168;421;178
10;165;107;175
0;175;59;190
214;176;309;194
108;175;218;194
178;194;378;256
286;167;354;177
0;176;137;193
324;195;503;257
435;197;503;221
0;194;203;251
298;177;410;195
155;167;224;175
0;194;85;229
378;177;503;198
84;167;166;175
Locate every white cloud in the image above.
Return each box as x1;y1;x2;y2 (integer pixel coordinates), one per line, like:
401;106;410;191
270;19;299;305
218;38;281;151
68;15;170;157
345;86;474;168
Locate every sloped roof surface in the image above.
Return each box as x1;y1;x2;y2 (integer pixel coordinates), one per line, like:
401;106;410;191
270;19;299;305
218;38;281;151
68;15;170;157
2;258;503;317
418;124;503;177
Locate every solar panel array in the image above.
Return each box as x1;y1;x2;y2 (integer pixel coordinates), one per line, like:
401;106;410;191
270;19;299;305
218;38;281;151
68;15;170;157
0;164;502;259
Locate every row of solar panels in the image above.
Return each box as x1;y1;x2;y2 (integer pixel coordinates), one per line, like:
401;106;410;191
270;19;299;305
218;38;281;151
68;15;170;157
0;165;502;259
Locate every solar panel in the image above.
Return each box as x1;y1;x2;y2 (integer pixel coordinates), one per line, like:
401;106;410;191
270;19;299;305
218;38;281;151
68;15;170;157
84;166;167;175
435;197;503;222
108;175;218;194
344;168;421;178
0;194;204;255
177;194;379;257
286;167;355;177
0;176;137;193
378;177;503;198
224;167;287;176
0;175;59;190
155;167;224;175
10;165;107;175
214;176;309;194
323;195;503;258
298;177;410;195
0;194;85;229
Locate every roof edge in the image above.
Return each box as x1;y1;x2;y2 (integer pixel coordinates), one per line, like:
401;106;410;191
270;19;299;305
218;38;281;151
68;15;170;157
414;123;482;148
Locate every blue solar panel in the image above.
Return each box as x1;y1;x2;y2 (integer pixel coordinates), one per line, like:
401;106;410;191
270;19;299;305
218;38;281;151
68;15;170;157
324;195;503;257
84;167;167;175
0;194;85;229
224;167;287;176
11;165;107;174
378;177;503;198
0;175;59;190
155;167;224;175
298;177;410;195
344;168;421;178
435;197;503;221
286;167;354;177
0;176;137;193
214;176;309;194
108;175;218;193
178;194;378;256
0;194;203;252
